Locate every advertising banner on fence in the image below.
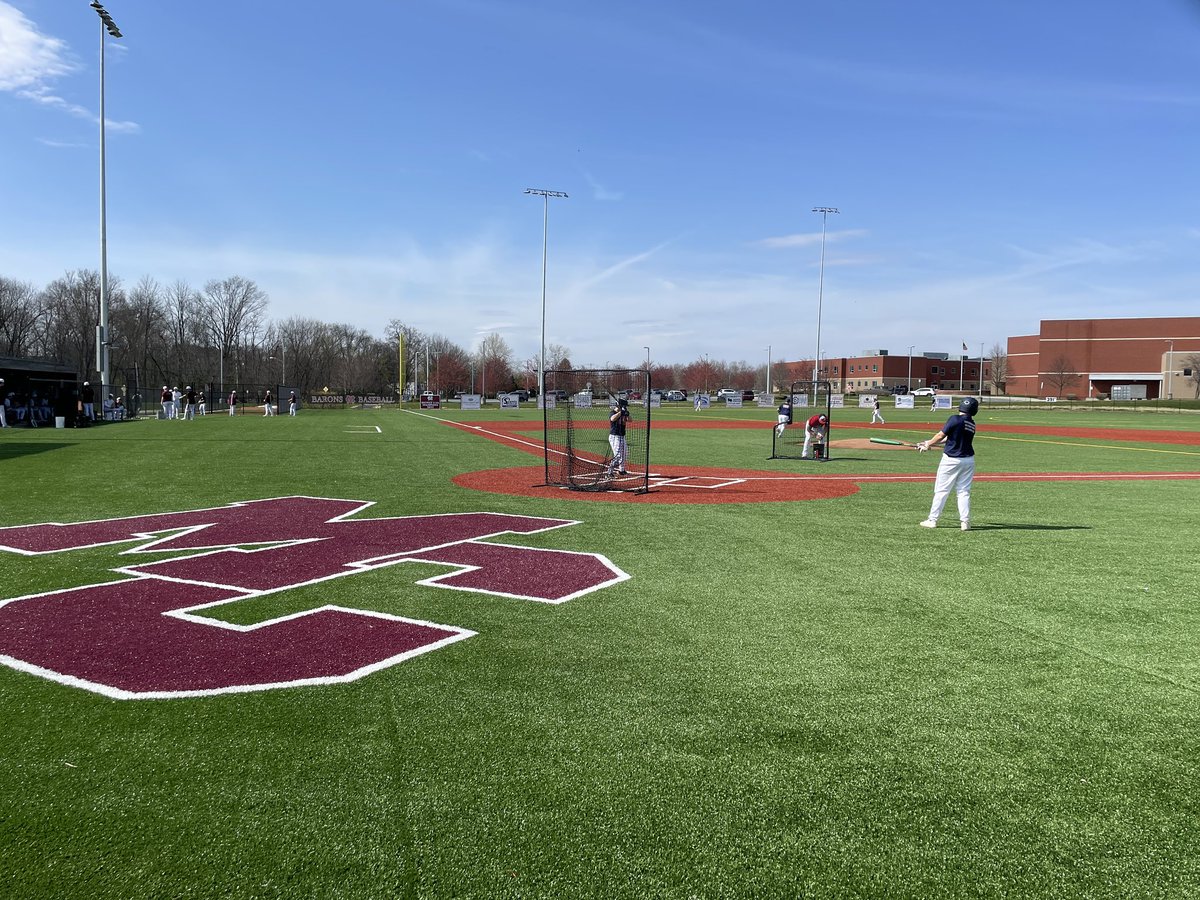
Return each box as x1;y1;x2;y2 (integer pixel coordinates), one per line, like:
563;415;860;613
459;394;482;410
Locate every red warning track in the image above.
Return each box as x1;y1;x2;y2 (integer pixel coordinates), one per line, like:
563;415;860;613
439;417;1200;505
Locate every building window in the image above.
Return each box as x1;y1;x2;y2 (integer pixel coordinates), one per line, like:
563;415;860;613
872;364;878;372
1185;368;1193;377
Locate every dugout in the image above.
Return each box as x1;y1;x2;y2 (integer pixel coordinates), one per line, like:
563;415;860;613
0;355;80;425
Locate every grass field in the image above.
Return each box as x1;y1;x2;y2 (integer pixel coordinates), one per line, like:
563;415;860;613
2;403;1199;899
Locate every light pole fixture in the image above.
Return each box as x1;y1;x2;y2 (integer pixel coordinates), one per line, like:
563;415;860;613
811;207;839;383
524;188;568;406
91;1;122;397
268;353;285;386
1166;340;1175;400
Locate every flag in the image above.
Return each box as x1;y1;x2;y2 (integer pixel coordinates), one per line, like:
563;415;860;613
962;342;969;353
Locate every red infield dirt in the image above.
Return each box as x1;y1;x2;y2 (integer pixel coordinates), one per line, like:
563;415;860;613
442;418;1200;505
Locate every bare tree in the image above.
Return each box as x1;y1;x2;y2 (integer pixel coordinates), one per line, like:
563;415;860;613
476;332;514;397
202;276;269;374
1184;353;1200;399
1043;355;1080;397
988;342;1008;395
38;270;111;377
0;276;42;357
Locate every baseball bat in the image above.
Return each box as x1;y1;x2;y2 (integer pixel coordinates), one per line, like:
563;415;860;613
870;437;921;448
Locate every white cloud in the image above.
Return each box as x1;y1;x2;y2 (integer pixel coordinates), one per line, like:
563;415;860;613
0;3;139;133
0;2;75;91
757;228;869;249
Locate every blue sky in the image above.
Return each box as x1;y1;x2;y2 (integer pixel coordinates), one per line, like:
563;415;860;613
3;0;1199;369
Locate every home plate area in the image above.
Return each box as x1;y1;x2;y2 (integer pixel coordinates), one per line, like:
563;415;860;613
453;466;863;504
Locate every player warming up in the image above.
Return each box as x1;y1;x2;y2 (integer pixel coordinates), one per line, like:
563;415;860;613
605;398;630;477
871;397;885;425
917;396;978;531
802;414;828;459
775;398;792;436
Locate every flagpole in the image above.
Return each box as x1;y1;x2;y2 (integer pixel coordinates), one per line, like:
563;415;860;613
960;343;966;393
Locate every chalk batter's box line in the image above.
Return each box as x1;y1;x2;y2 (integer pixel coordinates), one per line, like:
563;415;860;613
649;475;749;490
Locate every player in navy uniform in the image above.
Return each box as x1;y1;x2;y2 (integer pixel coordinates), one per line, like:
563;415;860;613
606;398;631;477
918;396;978;531
775;398;792;436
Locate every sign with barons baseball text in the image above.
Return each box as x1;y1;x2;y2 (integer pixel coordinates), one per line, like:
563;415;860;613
0;498;628;700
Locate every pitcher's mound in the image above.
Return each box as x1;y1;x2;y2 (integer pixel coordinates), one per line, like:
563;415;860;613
832;438;914;451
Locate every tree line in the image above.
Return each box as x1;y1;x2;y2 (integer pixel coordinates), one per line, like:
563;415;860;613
0;271;772;399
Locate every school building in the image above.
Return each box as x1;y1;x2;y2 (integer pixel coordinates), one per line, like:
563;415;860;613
1006;316;1200;399
781;350;992;395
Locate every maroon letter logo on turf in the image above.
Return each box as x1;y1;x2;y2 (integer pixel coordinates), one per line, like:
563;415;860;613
0;498;627;699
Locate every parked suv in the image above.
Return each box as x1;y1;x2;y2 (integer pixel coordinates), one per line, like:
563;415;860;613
716;388;740;400
663;390;687;402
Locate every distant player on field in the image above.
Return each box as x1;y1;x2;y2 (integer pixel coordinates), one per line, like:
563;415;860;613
605;398;630;476
775;398;792;436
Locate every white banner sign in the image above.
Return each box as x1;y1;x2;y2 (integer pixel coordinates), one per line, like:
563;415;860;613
574;393;593;408
894;395;915;409
933;395;953;410
459;394;482;410
725;397;743;408
830;394;845;408
858;394;878;408
499;394;520;409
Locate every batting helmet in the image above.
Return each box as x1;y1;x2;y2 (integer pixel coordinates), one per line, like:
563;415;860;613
958;397;979;416
617;398;628;408
818;414;828;424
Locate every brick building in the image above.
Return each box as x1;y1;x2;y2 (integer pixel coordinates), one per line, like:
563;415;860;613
780;350;992;395
1006;317;1200;399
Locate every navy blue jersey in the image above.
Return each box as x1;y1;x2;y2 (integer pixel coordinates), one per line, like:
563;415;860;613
941;413;976;457
610;407;629;436
778;402;792;421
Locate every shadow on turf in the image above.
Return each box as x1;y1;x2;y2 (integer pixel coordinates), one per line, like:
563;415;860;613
971;523;1091;531
0;441;75;460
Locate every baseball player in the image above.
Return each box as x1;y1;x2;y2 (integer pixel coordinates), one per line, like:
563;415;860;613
802;413;828;459
605;398;631;476
917;396;978;531
0;378;6;428
871;397;885;424
775;397;792;436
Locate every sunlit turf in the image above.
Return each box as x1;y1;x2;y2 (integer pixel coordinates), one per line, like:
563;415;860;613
2;408;1198;898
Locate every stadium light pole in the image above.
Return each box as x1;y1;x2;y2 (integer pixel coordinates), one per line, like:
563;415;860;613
765;345;771;395
268;353;284;385
1166;339;1174;400
91;1;122;398
524;189;568;405
811;207;839;383
907;345;915;391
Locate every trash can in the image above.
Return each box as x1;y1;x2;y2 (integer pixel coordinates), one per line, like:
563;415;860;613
55;416;66;428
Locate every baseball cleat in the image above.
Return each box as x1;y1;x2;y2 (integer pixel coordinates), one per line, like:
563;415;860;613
919;519;937;528
960;522;970;531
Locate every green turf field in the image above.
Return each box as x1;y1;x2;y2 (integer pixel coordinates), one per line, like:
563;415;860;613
2;405;1199;898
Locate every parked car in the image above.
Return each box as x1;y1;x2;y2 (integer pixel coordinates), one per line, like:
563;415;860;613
911;387;937;396
663;390;687;402
716;388;740;400
549;389;568;401
891;385;909;395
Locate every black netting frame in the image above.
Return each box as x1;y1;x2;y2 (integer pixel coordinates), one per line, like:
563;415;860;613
771;380;834;460
544;369;651;493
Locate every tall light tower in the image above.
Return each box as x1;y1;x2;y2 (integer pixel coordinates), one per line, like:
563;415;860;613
765;345;771;395
811;207;839;382
524;188;568;405
1166;340;1175;400
92;1;122;396
907;344;915;391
